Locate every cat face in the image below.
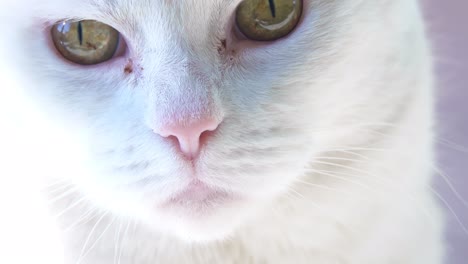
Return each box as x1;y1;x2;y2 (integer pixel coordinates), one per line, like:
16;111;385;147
0;0;416;241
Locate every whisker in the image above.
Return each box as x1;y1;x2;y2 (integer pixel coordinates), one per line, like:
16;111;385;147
326;146;390;153
307;167;375;191
433;166;468;209
293;178;356;196
311;160;387;181
54;196;88;219
113;218;123;264
436;137;468;153
64;207;99;233
38;178;70;190
118;220;131;264
282;188;360;236
431;188;468;235
76;211;109;264
331;149;374;161
47;187;79;205
314;156;463;214
305;162;437;223
43;181;74;195
314;156;372;164
77;216;117;264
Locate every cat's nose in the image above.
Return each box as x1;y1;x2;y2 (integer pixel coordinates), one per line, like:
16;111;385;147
154;118;221;159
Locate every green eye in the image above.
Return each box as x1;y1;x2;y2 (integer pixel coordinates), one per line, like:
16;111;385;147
51;20;120;65
235;0;303;41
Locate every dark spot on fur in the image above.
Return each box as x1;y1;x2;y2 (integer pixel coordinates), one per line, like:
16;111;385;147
124;65;133;74
124;60;133;74
218;39;227;54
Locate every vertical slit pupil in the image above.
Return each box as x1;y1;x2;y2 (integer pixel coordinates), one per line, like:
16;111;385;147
268;0;276;18
77;21;83;45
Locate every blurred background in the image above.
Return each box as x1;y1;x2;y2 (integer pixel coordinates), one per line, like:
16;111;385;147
423;0;468;263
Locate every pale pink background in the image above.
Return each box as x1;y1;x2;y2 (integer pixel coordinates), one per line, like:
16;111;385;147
423;0;468;263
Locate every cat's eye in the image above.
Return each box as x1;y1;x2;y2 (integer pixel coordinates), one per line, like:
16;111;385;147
51;20;120;65
235;0;302;41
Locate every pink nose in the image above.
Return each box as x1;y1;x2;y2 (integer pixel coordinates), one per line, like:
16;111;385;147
154;118;221;159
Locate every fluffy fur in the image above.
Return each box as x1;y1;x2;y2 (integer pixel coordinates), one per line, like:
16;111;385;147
0;0;444;263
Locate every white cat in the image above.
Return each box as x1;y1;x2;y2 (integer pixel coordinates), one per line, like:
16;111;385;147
0;0;444;263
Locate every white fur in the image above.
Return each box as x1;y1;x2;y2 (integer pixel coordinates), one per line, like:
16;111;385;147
0;0;444;263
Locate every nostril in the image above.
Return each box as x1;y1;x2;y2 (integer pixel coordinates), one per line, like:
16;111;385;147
165;134;180;146
199;129;216;149
204;121;220;133
153;118;221;159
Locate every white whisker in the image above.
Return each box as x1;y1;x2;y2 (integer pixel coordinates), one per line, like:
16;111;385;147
433;166;468;209
77;216;117;264
54;196;88;219
76;212;109;264
294;178;355;196
431;189;468;235
64;207;98;233
47;187;79;205
113;218;123;264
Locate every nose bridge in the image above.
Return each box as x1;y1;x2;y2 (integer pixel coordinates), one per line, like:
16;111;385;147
148;59;223;159
145;53;223;127
166;62;217;125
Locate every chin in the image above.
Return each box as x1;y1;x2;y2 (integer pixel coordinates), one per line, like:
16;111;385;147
156;213;245;243
79;154;286;243
142;184;254;243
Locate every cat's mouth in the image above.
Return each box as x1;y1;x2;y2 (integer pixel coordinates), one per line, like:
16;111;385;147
158;180;235;213
142;179;245;242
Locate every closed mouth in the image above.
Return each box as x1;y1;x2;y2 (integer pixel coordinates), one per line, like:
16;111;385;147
160;180;233;210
